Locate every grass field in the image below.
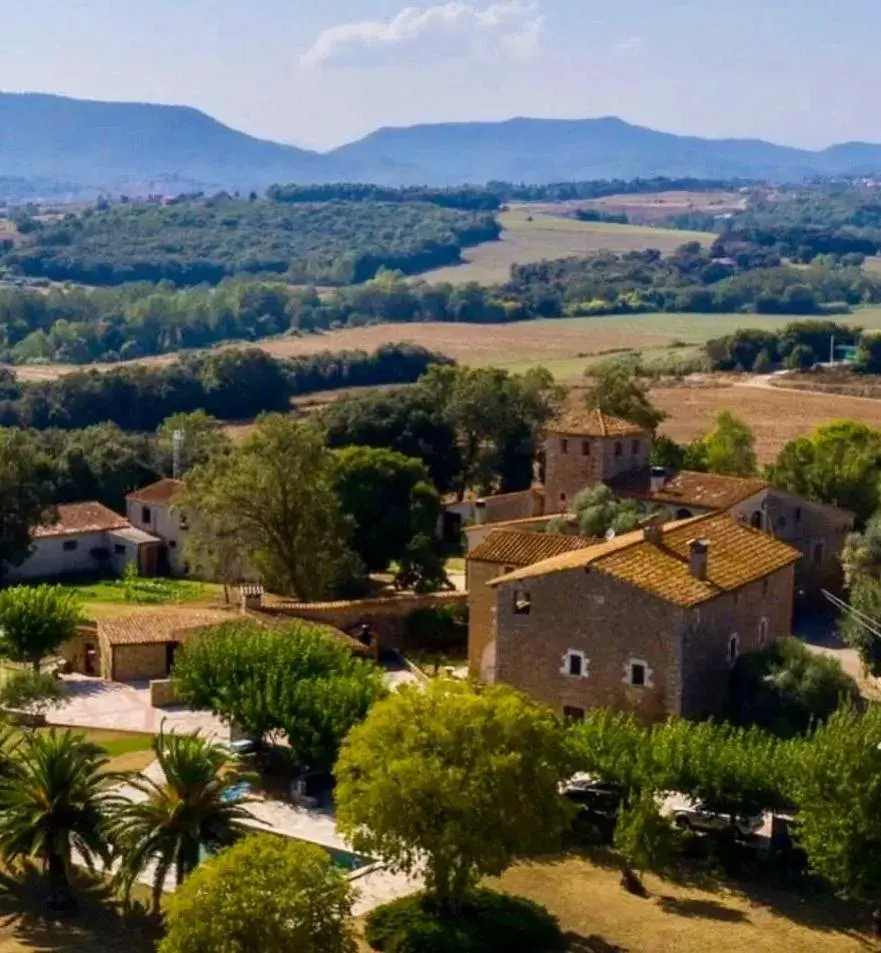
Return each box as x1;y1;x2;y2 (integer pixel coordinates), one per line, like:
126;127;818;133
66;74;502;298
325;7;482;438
488;853;871;953
651;379;881;463
417;206;717;285
202;311;871;380
61;577;220;618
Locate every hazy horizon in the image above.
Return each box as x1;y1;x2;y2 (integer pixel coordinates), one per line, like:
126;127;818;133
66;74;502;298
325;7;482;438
1;0;879;151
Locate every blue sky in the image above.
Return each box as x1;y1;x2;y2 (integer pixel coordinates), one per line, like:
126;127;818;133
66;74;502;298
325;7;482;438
1;0;879;150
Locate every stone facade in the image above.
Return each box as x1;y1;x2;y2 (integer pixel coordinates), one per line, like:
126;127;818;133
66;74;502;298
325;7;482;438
544;431;649;512
102;641;172;682
467;559;508;680
488;561;796;722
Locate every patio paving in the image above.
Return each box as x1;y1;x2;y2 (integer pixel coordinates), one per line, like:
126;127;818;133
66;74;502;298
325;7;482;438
48;674;229;739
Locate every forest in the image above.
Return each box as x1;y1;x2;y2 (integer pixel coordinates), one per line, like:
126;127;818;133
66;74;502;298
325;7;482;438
3;195;500;286
0;343;449;432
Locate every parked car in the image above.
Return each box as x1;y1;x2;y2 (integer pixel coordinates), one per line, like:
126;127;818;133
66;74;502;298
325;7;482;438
562;777;623;817
672;800;764;838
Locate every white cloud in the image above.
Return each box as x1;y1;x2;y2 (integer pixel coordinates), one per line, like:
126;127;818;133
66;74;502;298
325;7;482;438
614;36;645;52
301;2;544;68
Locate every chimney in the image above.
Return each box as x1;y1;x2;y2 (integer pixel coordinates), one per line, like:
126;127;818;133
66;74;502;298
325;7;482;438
642;515;665;546
474;499;488;526
650;466;668;494
688;539;710;581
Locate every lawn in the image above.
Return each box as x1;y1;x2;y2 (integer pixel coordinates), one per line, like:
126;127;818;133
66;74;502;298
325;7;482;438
417;206;717;285
58;577;225;621
488;853;872;953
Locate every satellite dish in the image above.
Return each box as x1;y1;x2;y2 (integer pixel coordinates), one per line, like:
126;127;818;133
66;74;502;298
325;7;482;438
605;528;616;541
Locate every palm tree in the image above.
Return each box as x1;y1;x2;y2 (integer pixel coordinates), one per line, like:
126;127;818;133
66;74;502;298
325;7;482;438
0;729;112;910
109;729;252;913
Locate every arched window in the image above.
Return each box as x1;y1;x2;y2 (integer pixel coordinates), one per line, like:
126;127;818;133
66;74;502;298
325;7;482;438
728;633;740;665
758;618;769;646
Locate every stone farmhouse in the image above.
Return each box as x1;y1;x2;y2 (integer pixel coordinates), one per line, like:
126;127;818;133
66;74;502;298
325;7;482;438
479;512;800;722
450;406;851;602
126;478;188;576
8;502;163;582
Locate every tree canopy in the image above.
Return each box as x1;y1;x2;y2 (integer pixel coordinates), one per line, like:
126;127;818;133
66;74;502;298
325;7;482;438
159;834;356;953
768;420;881;524
583;361;666;433
335;681;574;915
687;410;757;476
179;417;360;599
0;585;82;671
172;621;386;770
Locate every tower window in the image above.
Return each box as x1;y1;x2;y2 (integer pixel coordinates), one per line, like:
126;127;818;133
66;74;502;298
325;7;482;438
581;440;590;456
614;442;623;457
560;438;569;454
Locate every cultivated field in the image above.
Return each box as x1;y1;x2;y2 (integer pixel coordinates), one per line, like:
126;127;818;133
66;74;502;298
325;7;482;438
652;378;881;463
580;188;749;221
417;206;717;285
11;311;875;384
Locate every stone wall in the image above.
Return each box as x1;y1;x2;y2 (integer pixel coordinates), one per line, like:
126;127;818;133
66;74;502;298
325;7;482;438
467;561;507;679
679;565;795;718
544;432;650;513
275;591;467;651
493;568;684;723
481;490;544;524
150;678;181;707
108;642;170;682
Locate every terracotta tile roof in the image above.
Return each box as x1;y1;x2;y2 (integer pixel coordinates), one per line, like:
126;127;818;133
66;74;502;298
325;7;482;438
100;608;235;646
610;469;769;511
126;479;183;506
33;502;129;539
465;514;578;534
489;512;800;608
469;530;599;567
550;407;647;439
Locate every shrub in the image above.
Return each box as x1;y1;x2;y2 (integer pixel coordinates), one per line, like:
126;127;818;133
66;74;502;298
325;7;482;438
364;889;563;953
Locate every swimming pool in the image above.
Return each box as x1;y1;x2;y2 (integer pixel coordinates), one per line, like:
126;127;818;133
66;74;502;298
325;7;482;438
199;833;372;873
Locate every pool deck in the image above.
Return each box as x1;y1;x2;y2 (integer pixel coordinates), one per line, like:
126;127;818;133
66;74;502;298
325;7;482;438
118;760;423;913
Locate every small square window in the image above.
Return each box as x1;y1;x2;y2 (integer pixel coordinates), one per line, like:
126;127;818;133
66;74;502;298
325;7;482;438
614;442;623;457
561;650;588;678
513;590;531;615
632;440;641;455
62;540;78;552
630;663;646;687
169;540;177;550
560;438;569;454
142;506;152;524
114;544;125;555
581;440;590;456
560;492;567;504
563;706;585;722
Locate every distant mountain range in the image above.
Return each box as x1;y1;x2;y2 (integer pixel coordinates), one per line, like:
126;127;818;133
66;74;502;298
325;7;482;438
3;91;881;199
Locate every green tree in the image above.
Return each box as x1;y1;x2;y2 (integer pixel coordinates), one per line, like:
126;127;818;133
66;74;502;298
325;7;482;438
689;410;757;476
842;513;881;586
335;681;574;916
838;574;881;675
726;637;860;737
158;834;356;953
156;410;231;476
651;434;687;471
613;792;678;893
172;622;385;769
331;446;445;586
0;671;66;719
0;585;82;672
0;429;56;582
419;365;562;498
788;705;881;921
571;485;645;538
769;420;881;523
109;730;252;913
178;416;360;598
583;361;666;433
0;730;111;909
